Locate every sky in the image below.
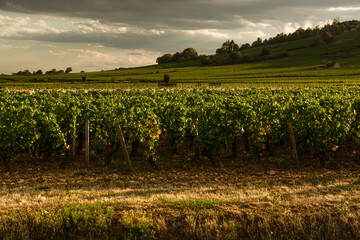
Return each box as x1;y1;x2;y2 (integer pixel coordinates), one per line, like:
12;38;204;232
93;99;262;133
0;0;359;74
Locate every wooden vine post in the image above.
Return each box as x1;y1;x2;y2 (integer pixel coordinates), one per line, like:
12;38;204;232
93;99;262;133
115;121;133;173
287;120;299;167
85;119;90;166
71;120;76;157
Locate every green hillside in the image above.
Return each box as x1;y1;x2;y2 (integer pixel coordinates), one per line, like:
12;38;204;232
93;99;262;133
1;28;360;89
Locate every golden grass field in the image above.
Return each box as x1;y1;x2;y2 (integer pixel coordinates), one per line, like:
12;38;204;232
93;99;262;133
0;149;359;239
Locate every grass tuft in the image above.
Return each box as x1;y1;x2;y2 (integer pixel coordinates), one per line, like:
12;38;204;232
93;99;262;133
159;199;221;210
303;176;336;186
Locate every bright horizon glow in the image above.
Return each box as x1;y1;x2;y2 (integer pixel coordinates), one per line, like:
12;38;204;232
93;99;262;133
328;6;360;11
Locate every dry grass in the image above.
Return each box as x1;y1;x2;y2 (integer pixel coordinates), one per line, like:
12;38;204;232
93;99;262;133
1;159;359;211
0;156;359;239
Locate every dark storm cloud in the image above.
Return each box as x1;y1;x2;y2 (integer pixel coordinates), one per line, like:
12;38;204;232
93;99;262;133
1;0;360;55
1;0;359;30
1;27;222;53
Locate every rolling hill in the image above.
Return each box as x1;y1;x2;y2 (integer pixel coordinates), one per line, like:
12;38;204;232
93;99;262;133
1;27;360;89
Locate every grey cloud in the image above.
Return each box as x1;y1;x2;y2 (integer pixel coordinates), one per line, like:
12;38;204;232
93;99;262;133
127;52;143;56
2;28;222;53
1;0;360;56
1;0;359;30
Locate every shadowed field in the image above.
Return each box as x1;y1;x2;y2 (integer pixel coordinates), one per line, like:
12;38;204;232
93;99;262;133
1;156;359;239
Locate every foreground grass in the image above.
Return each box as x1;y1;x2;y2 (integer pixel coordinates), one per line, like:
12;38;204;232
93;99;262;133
0;158;359;239
1;200;359;240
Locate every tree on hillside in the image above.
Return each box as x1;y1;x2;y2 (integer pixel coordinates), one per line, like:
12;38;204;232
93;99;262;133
216;40;240;54
200;55;213;65
330;24;342;35
13;70;31;75
251;37;263;47
46;69;57;74
171;52;182;62
156;48;199;64
34;69;43;75
65;67;73;74
182;48;198;59
240;43;251;51
22;70;31;75
321;31;335;44
229;51;242;63
156;54;173;64
260;47;271;56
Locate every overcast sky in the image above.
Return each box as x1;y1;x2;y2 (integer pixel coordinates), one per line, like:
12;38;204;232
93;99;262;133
0;0;359;74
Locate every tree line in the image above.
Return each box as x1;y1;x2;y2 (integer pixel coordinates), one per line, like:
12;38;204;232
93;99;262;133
222;19;360;52
156;48;199;64
156;19;360;66
12;67;72;76
247;19;359;48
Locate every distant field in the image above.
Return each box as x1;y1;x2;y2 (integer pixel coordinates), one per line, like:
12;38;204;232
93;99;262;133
1;30;360;90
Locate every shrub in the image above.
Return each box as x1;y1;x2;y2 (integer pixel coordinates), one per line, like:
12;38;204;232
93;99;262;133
201;56;213;65
156;54;173;64
239;54;257;63
321;31;335;44
229;51;242;63
260;47;271;56
163;74;170;83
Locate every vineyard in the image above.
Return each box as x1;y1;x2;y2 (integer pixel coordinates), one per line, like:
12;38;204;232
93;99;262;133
1;16;360;240
1;87;360;170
